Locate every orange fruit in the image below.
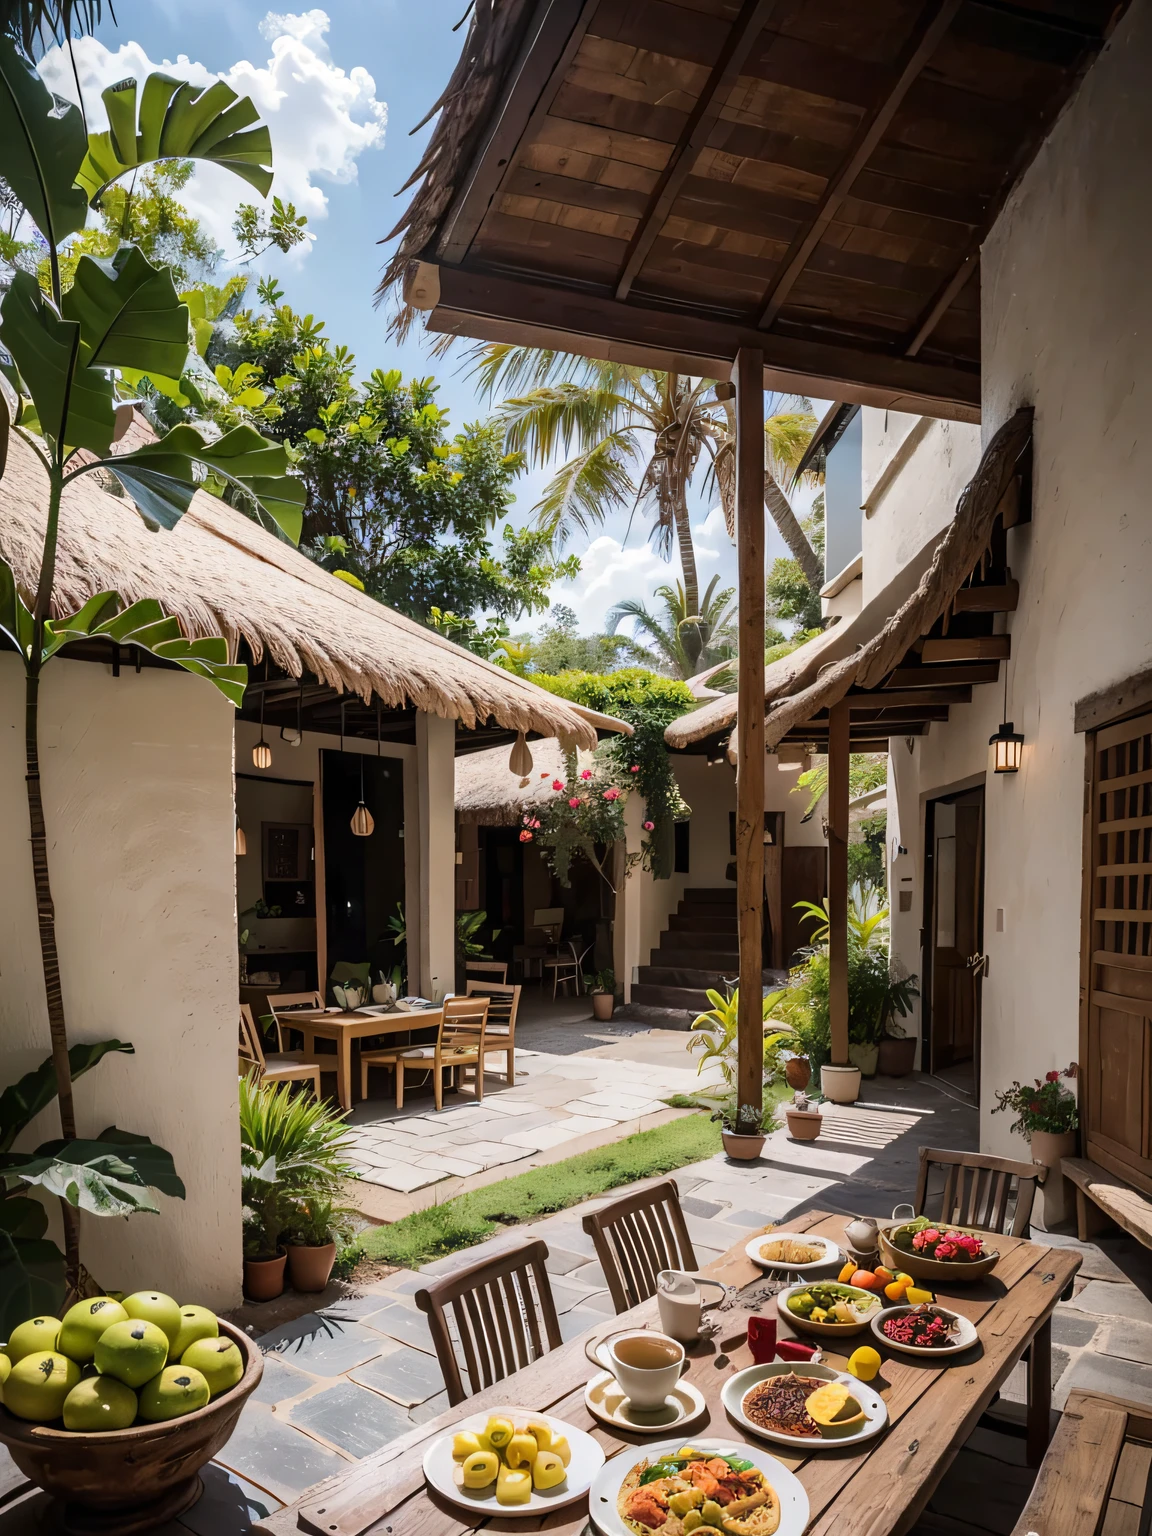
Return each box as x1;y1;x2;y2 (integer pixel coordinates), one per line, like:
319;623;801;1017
884;1277;912;1301
874;1265;894;1284
838;1261;857;1284
849;1270;879;1291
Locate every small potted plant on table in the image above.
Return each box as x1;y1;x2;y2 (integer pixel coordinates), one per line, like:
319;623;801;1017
585;968;617;1022
993;1065;1079;1224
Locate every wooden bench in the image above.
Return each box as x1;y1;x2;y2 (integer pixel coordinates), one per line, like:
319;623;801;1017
1011;1388;1152;1535
1062;1156;1152;1249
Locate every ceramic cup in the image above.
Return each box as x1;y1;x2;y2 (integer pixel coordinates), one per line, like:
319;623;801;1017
585;1328;689;1411
656;1270;727;1343
747;1315;777;1364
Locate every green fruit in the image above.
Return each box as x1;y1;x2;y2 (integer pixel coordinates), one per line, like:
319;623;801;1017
137;1365;210;1422
122;1292;182;1349
0;1354;10;1390
62;1375;137;1431
3;1352;81;1421
6;1317;62;1364
180;1336;242;1396
59;1298;130;1363
93;1320;168;1388
170;1305;218;1361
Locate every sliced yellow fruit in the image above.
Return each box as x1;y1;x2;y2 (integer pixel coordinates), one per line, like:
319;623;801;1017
452;1431;483;1461
526;1417;553;1451
505;1431;538;1469
847;1345;881;1381
550;1433;571;1466
462;1450;499;1490
905;1286;935;1306
532;1449;567;1490
485;1415;514;1448
496;1465;532;1505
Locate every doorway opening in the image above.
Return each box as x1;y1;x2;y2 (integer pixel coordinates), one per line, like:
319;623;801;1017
321;751;406;997
922;784;985;1100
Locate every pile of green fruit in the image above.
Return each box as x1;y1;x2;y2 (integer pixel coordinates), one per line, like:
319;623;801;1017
0;1292;244;1431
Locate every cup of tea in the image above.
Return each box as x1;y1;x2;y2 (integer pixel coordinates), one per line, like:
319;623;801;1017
585;1329;689;1411
747;1315;777;1364
656;1270;727;1343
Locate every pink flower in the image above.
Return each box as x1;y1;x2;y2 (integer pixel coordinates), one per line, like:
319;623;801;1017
530;818;541;829
580;769;592;780
643;820;654;831
568;797;581;809
1045;1070;1060;1082
603;787;621;801
630;764;640;773
934;1240;959;1262
552;779;564;791
519;830;533;843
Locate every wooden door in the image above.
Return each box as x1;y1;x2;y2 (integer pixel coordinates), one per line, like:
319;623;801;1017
929;788;985;1070
1085;712;1152;1194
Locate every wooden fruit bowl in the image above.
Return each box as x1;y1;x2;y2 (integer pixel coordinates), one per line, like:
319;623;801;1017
0;1318;262;1535
879;1229;999;1284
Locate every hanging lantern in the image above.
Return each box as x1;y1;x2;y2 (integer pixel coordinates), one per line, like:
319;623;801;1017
235;824;247;856
349;699;375;836
509;730;533;783
252;678;271;768
989;720;1024;773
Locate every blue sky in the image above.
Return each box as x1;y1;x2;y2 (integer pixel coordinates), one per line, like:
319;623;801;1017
66;3;810;636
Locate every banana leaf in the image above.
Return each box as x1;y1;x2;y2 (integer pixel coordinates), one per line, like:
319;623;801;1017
0;1039;134;1152
0;272;116;454
3;1125;185;1216
0;37;88;249
0;1229;66;1341
63;247;189;380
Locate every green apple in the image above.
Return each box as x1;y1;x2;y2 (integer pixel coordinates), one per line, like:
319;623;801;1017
93;1320;169;1388
62;1375;137;1431
137;1365;210;1422
169;1305;218;1361
3;1352;81;1421
6;1317;62;1364
180;1336;243;1396
0;1353;10;1391
122;1292;182;1349
59;1298;129;1363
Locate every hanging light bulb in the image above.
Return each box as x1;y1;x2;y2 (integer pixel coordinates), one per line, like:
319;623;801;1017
235;824;247;856
989;661;1023;773
252;676;271;768
280;676;304;746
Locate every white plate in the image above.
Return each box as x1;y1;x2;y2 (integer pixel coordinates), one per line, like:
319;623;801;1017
584;1370;708;1433
871;1305;979;1358
745;1231;841;1272
589;1438;810;1536
721;1361;888;1450
422;1405;604;1518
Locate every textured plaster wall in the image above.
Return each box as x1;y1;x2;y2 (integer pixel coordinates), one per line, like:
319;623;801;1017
0;654;242;1307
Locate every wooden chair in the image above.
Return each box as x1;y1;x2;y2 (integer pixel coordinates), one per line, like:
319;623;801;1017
465;959;508;983
238;1005;323;1096
465;980;521;1086
914;1146;1041;1238
413;1239;562;1405
268;990;326;1051
542;940;592;998
1010;1389;1152;1535
359;996;489;1110
582;1178;697;1313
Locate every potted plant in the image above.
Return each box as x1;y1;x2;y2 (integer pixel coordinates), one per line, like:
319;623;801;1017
785;1090;823;1141
285;1197;356;1293
992;1066;1079;1224
585;967;617;1021
878;1022;918;1077
708;1091;776;1161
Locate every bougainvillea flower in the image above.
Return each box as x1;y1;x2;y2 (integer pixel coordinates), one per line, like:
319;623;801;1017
519;830;533;843
530;818;541;828
552;779;565;791
580;769;592;780
603;787;621;801
568;797;581;808
630;764;640;773
1045;1070;1060;1082
643;820;654;831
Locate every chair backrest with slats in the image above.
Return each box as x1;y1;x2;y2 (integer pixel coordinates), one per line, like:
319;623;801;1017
414;1240;562;1405
914;1146;1040;1237
239;1004;266;1069
582;1178;697;1313
466;959;508;982
464;981;520;1038
268;990;325;1050
439;995;489;1057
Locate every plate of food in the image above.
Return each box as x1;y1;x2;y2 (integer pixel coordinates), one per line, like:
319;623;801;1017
589;1438;809;1536
745;1232;840;1272
721;1362;888;1449
879;1218;999;1283
422;1406;603;1517
776;1281;883;1337
871;1303;979;1357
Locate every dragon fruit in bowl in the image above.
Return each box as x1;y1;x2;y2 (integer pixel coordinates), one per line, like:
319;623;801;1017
879;1217;1000;1283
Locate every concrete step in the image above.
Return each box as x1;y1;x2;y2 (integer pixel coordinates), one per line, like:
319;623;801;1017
683;888;736;905
639;965;775;989
668;913;738;933
664;930;741;950
631;982;714;1012
650;947;740;971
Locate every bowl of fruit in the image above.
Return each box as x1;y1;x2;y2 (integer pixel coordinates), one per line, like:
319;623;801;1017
0;1290;262;1533
423;1408;604;1516
879;1217;1000;1283
776;1281;883;1338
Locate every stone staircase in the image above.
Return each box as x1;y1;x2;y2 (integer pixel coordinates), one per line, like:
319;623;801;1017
631;887;775;1016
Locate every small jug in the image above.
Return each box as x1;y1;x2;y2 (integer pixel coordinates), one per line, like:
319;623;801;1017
656;1270;726;1344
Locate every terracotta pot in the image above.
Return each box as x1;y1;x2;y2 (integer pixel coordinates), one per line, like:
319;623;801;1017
286;1241;337;1293
243;1251;286;1301
0;1319;262;1535
784;1056;811;1091
821;1064;861;1104
721;1129;766;1161
848;1042;879;1078
1030;1129;1078;1227
591;991;615;1022
878;1036;918;1077
786;1108;822;1141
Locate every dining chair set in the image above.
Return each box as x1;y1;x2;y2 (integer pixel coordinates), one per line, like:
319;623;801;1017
409;1146;1046;1407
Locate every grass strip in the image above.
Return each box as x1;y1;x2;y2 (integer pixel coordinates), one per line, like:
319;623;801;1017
356;1112;720;1270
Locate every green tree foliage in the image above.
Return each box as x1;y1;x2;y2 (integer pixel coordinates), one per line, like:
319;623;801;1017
766;491;827;633
517;603;648;675
608;575;737;679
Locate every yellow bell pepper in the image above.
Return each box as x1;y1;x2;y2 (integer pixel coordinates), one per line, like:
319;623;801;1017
505;1431;538;1469
532;1449;567;1490
905;1286;935;1306
496;1465;532;1505
461;1450;499;1490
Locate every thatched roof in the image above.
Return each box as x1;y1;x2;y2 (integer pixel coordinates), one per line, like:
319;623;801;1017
455;738;596;826
666;409;1033;750
0;431;625;748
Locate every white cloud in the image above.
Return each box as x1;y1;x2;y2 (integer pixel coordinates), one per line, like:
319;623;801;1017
38;10;386;260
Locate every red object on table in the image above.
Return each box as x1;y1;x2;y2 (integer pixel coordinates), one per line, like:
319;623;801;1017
747;1316;777;1363
776;1338;820;1363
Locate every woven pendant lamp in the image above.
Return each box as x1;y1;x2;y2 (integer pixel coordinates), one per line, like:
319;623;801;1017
252;680;272;769
349;698;376;836
509;730;533;788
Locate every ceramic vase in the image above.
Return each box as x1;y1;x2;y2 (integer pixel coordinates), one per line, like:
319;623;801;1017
821;1064;861;1104
1030;1129;1077;1227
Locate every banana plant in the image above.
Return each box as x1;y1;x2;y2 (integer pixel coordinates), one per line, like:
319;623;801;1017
0;37;302;1301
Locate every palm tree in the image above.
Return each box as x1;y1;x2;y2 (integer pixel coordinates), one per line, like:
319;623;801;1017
0;0;104;52
712;405;824;591
607;576;737;679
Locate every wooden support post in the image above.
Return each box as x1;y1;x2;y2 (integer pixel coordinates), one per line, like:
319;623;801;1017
735;347;765;1130
828;697;850;1066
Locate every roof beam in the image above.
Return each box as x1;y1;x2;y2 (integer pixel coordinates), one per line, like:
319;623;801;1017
849;687;972;707
952;580;1019;613
422;264;981;419
920;634;1010;663
757;0;962;330
615;0;781;301
885;663;1000;688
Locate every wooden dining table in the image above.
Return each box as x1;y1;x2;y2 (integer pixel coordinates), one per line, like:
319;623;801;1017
281;1005;444;1112
254;1208;1080;1536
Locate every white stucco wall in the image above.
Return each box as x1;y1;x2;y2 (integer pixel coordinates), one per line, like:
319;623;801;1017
0;654;241;1307
887;0;1152;1153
